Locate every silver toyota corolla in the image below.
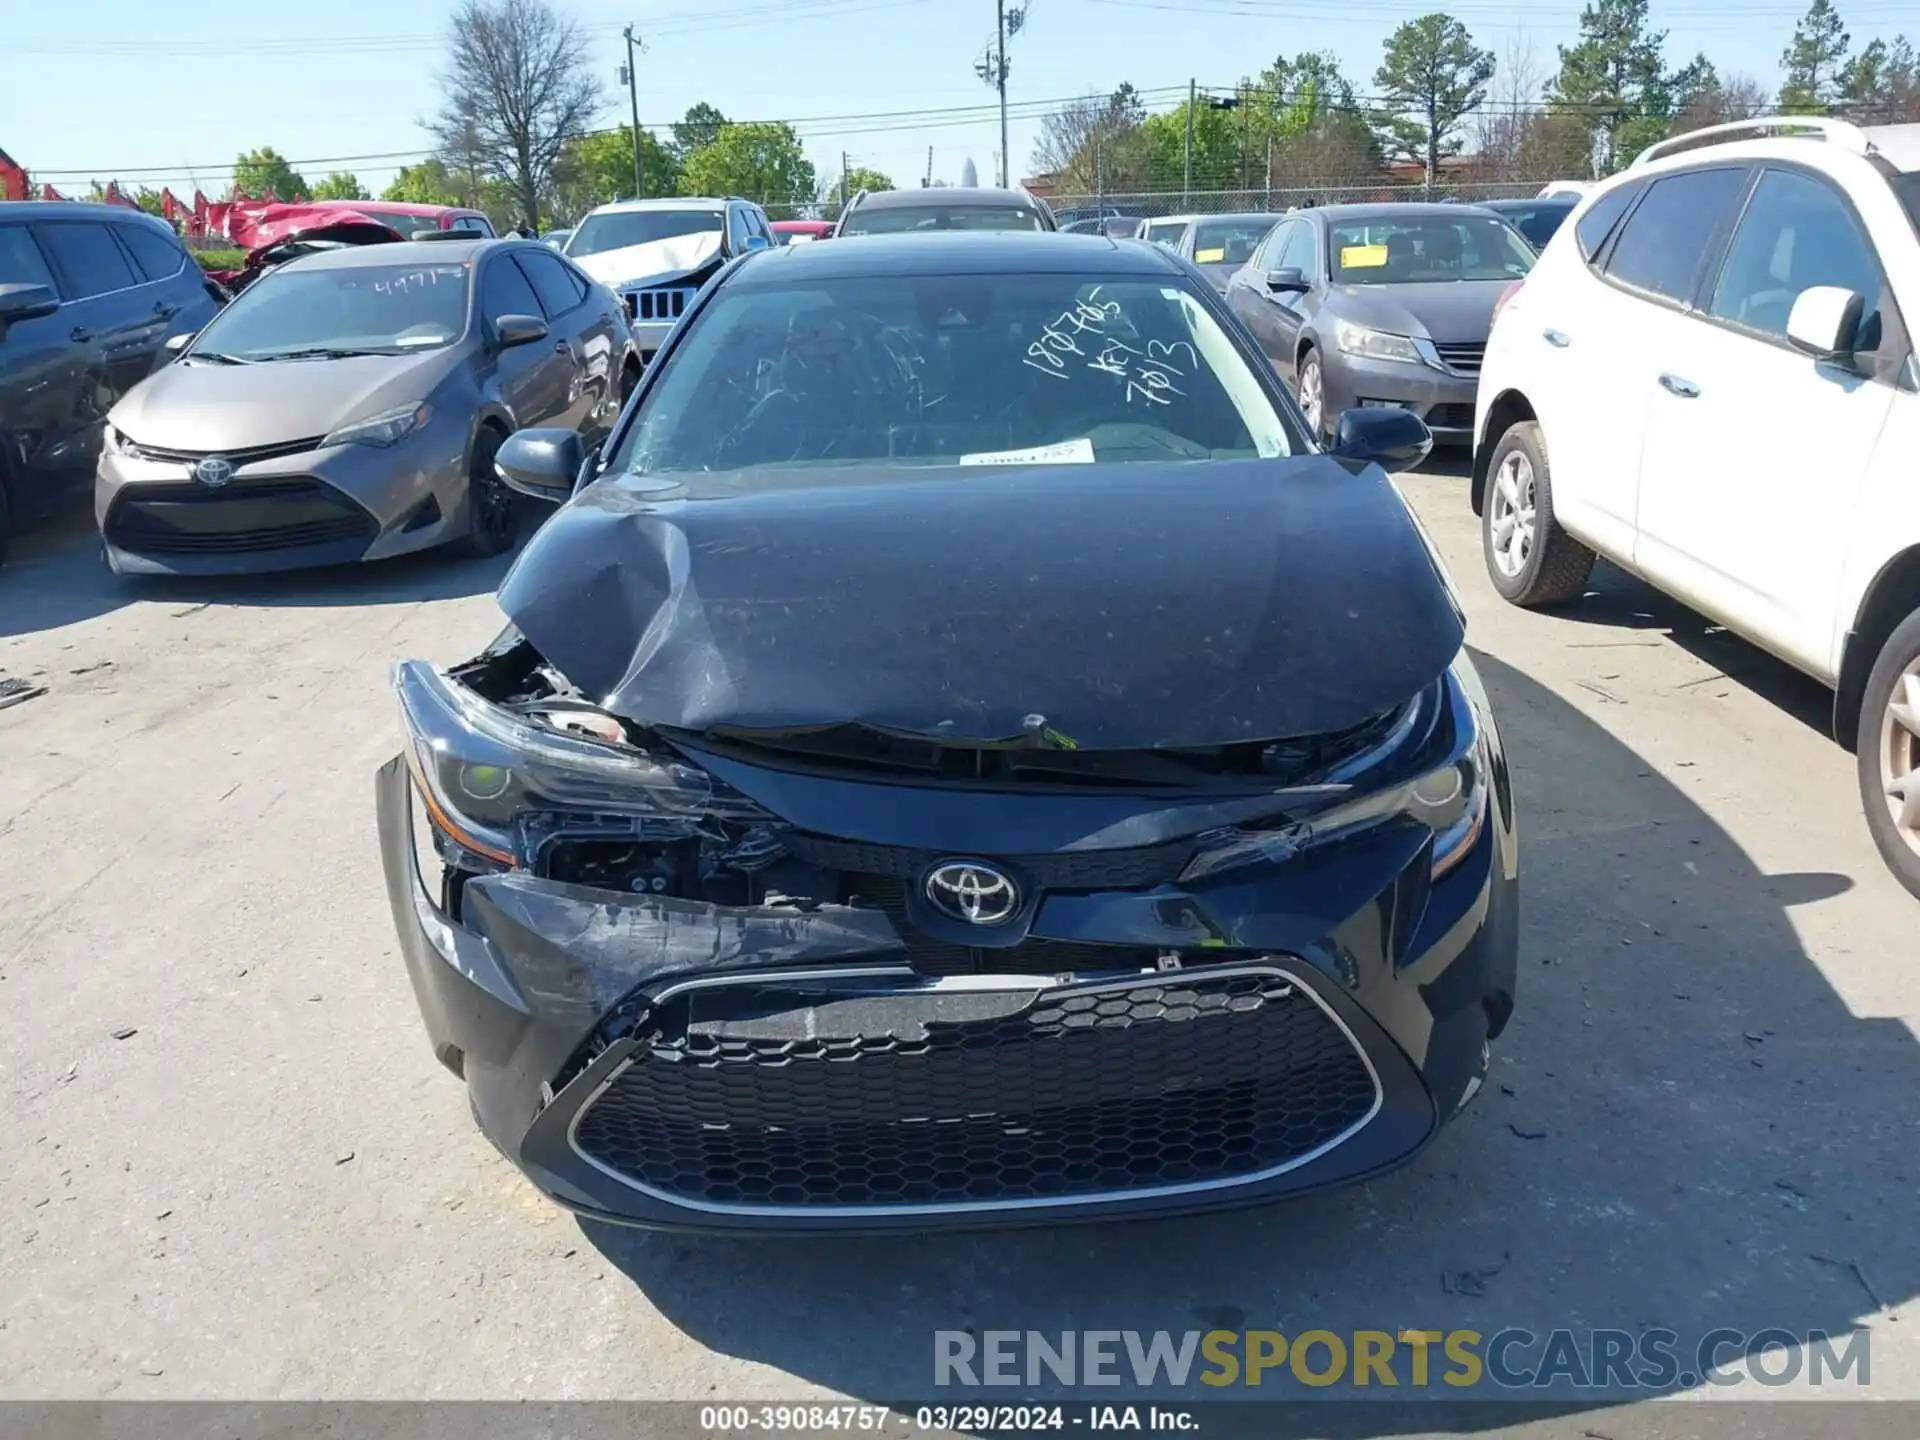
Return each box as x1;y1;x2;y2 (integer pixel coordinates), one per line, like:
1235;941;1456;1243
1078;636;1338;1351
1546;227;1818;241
97;238;637;575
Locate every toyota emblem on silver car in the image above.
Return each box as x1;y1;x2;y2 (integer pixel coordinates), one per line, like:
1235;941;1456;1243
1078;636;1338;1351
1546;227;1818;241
924;861;1020;925
194;456;235;488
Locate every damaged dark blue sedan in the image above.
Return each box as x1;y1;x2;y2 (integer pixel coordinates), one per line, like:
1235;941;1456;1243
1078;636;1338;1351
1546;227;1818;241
375;233;1519;1233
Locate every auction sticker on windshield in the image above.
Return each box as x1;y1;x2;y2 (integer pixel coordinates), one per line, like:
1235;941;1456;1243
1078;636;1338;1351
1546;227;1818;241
960;439;1096;466
1341;244;1388;269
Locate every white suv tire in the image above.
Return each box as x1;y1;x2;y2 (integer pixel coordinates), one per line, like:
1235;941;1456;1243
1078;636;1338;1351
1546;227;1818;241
1856;606;1920;900
1480;420;1596;608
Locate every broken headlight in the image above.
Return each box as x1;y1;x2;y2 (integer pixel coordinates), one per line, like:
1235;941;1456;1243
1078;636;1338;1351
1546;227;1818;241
393;660;773;874
1181;663;1490;884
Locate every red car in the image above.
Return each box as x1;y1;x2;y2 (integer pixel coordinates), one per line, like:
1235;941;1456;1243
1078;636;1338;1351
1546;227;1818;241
771;219;833;245
338;200;496;237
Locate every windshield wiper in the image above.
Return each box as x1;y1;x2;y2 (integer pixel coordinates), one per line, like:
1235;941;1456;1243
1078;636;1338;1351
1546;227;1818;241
251;346;398;362
187;351;251;365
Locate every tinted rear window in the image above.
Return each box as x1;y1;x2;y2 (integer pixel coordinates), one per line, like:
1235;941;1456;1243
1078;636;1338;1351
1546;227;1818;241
839;205;1046;236
1574;183;1640;260
0;224;57;291
1603;168;1750;303
516;248;586;317
117;223;187;282
38;221;138;298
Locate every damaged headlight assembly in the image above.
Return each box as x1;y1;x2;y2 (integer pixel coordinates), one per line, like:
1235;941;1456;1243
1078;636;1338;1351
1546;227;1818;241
393;661;780;896
1181;666;1491;885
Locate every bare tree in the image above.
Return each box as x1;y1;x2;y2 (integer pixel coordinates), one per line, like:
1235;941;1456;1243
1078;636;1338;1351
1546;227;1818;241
433;0;601;231
1672;73;1771;132
1476;34;1543;183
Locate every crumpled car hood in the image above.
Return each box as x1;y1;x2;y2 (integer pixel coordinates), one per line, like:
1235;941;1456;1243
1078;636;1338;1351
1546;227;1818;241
494;456;1465;751
569;232;724;289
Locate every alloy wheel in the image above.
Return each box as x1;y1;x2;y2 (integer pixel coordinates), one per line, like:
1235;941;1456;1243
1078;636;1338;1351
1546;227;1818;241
471;439;516;547
1487;450;1537;578
1878;664;1920;861
1298;358;1324;436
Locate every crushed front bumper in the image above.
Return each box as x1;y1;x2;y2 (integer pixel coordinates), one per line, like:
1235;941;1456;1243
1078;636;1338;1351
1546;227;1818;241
374;735;1520;1234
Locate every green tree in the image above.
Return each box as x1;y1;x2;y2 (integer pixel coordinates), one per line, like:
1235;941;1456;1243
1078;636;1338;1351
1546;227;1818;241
310;171;370;201
1372;14;1496;188
671;103;731;165
1137;98;1241;191
383;160;460;205
1780;0;1851;112
824;166;893;217
1839;35;1920;119
554;127;679;210
678;122;815;205
1548;0;1682;174
233;146;309;199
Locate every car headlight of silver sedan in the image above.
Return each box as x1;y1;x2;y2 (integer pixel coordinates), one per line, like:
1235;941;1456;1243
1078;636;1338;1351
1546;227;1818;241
1333;319;1425;366
323;402;432;449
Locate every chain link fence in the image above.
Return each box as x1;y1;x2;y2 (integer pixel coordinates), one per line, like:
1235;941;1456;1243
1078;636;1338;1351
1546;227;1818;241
1046;180;1559;221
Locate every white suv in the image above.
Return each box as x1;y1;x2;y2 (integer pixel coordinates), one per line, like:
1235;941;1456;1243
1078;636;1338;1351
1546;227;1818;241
1471;119;1920;896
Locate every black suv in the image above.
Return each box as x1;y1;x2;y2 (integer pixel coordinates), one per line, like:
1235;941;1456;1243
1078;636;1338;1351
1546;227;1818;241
0;203;224;564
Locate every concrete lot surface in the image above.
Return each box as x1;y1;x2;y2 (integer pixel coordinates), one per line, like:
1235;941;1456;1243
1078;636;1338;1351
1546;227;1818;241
1;469;1915;1422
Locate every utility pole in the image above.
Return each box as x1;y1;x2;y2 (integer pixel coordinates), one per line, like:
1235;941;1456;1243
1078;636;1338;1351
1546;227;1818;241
841;150;851;213
622;25;644;198
977;2;1023;188
1184;77;1196;204
924;146;934;188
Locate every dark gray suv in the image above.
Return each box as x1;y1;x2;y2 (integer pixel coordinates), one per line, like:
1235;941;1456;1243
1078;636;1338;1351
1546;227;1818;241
0;203;224;565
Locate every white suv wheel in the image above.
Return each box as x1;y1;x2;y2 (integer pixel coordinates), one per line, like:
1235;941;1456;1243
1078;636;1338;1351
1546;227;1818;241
1877;666;1920;860
1487;451;1536;578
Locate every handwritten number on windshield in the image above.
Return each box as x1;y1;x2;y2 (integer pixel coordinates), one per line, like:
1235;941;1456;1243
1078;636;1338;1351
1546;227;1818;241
1023;295;1189;406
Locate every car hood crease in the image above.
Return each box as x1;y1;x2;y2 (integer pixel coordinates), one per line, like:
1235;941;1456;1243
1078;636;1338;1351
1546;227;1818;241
494;455;1465;752
1331;280;1511;341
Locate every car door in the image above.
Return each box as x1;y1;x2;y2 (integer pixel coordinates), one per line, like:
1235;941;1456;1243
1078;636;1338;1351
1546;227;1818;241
0;221;90;504
1226;220;1296;361
29;220;161;477
479;251;571;428
1526;167;1751;562
1632;165;1903;678
113;219;207;355
513;247;600;430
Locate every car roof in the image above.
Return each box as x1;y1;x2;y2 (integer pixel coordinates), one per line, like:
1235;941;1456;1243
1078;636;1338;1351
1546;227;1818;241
1864;122;1920;171
1189;211;1282;226
1305;202;1501;223
585;196;733;214
852;187;1042;209
344;199;481;216
1482;195;1577;209
1;201;177;225
732;230;1186;283
286;237;499;268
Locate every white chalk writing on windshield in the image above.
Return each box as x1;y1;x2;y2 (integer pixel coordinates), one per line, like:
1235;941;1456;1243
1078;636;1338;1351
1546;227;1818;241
1022;295;1193;406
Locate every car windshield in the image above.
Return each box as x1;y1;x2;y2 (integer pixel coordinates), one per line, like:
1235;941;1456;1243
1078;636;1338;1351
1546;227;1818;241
839;205;1047;236
1191;217;1277;265
607;273;1297;476
365;209;447;233
1329;215;1535;285
567;210;723;257
189;261;470;359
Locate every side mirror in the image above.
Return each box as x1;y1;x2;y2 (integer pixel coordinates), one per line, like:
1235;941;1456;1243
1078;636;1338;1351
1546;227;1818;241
742;233;772;254
1265;267;1310;294
1786;285;1863;362
493;313;549;349
0;282;59;336
494;427;583;503
164;331;197;355
1329;407;1433;469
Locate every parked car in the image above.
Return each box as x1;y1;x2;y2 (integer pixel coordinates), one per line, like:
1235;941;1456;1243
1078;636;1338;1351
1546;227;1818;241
1479;195;1579;251
1172;211;1282;292
0;202;224;565
771;219;833;245
205;203;403;295
564;196;774;365
1225;202;1535;444
542;228;573;252
1473;117;1920;897
832;186;1056;237
1137;214;1197;250
339;200;496;237
96;237;636;576
375;231;1517;1234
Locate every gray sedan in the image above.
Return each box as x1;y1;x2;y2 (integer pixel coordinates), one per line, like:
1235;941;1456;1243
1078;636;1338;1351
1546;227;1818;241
97;238;637;575
1224;204;1534;444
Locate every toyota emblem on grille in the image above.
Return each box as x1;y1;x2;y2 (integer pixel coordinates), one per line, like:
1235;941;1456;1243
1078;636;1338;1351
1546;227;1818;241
193;456;234;488
924;861;1021;926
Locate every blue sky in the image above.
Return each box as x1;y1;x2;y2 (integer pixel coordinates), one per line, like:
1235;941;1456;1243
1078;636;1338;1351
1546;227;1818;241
6;0;1917;199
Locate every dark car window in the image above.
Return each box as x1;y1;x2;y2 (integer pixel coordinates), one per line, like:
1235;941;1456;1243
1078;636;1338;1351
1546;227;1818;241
1276;221;1316;277
569;209;723;257
1190;217;1277;267
1574;183;1641;260
1708;168;1887;347
117;223;187;282
838;205;1047;236
1602;168;1749;303
0;224;58;291
188;261;470;359
37;221;139;298
1493;202;1574;249
609;274;1299;475
727;206;752;253
1327;215;1533;285
481;254;545;322
515;248;584;319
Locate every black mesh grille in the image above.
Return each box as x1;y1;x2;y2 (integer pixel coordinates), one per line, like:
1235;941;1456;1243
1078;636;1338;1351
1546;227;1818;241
572;970;1377;1208
1431;342;1485;375
787;832;1195;889
106;479;376;556
1423;402;1475;429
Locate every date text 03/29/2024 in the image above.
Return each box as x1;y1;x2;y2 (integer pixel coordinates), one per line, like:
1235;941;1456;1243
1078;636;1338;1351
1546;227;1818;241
697;1407;1193;1434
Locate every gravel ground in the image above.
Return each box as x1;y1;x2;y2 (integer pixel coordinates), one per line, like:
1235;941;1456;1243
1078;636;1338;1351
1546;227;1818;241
1;465;1914;1424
